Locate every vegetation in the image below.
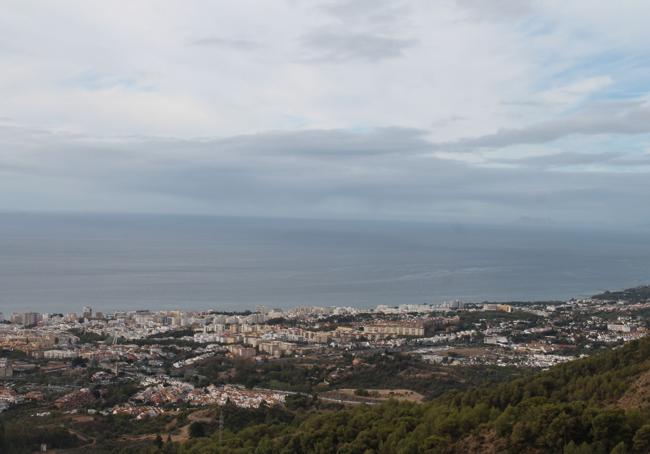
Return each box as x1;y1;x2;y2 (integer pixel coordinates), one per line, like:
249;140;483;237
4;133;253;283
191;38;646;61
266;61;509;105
232;359;327;392
148;328;195;339
593;285;650;303
456;310;542;330
130;338;202;348
332;352;525;399
0;419;81;453
68;328;111;344
0;349;29;360
189;422;206;438
119;335;650;453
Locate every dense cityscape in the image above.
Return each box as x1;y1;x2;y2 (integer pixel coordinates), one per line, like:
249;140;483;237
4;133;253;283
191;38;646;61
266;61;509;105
1;286;649;451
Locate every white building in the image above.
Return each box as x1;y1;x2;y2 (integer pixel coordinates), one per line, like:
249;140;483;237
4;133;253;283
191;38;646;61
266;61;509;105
43;350;78;360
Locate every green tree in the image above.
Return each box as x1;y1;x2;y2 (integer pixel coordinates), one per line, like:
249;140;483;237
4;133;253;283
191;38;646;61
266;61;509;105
592;410;629;449
633;424;650;453
189;422;206;438
564;441;596;454
610;441;629;454
154;433;163;449
0;420;5;450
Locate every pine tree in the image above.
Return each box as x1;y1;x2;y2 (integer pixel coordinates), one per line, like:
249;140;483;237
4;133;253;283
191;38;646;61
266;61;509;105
154;433;163;450
0;419;5;450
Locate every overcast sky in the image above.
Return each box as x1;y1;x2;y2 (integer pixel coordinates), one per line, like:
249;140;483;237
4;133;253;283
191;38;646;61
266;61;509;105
2;0;650;229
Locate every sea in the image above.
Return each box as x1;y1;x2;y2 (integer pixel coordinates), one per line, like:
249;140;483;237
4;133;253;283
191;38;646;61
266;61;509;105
1;212;649;314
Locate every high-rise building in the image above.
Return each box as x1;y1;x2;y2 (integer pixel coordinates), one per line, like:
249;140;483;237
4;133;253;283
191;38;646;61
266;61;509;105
0;358;13;378
22;312;39;326
82;306;93;319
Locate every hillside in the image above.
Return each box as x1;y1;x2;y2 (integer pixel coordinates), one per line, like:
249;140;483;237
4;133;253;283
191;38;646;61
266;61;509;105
160;335;650;454
592;286;650;303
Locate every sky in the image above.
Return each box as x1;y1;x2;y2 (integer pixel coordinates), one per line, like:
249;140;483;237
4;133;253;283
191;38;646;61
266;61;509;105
1;0;650;229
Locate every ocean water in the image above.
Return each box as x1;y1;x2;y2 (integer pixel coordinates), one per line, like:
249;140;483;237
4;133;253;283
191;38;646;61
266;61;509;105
1;212;649;314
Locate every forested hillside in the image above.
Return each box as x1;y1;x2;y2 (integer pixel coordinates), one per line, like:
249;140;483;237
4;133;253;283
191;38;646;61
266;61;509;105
593;286;650;303
143;335;650;454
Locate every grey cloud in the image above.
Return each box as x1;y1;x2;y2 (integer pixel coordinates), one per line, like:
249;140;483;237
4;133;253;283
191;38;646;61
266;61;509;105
515;216;556;226
0;163;33;174
58;128;431;163
500;151;622;168
509;151;650;169
607;155;650;166
303;0;415;63
0;126;433;184
2;124;650;228
300;29;416;62
319;0;410;26
452;101;650;149
211;127;431;157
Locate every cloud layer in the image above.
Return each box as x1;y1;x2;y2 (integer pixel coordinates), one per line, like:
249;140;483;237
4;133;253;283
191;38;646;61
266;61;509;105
1;0;650;229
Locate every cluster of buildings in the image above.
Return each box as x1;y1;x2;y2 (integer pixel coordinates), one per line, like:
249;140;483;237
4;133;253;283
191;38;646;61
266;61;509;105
1;291;649;417
2;298;647;371
193;315;459;349
0;358;13;378
133;377;286;409
0;326;79;354
55;388;96;410
407;297;649;369
0;386;21;412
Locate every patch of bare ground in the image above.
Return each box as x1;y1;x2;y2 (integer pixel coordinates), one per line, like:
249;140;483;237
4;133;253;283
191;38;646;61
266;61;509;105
448;347;491;357
119;429;188;444
69;415;94;423
336;388;424;402
618;368;650;410
187;408;215;423
118;408;214;445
